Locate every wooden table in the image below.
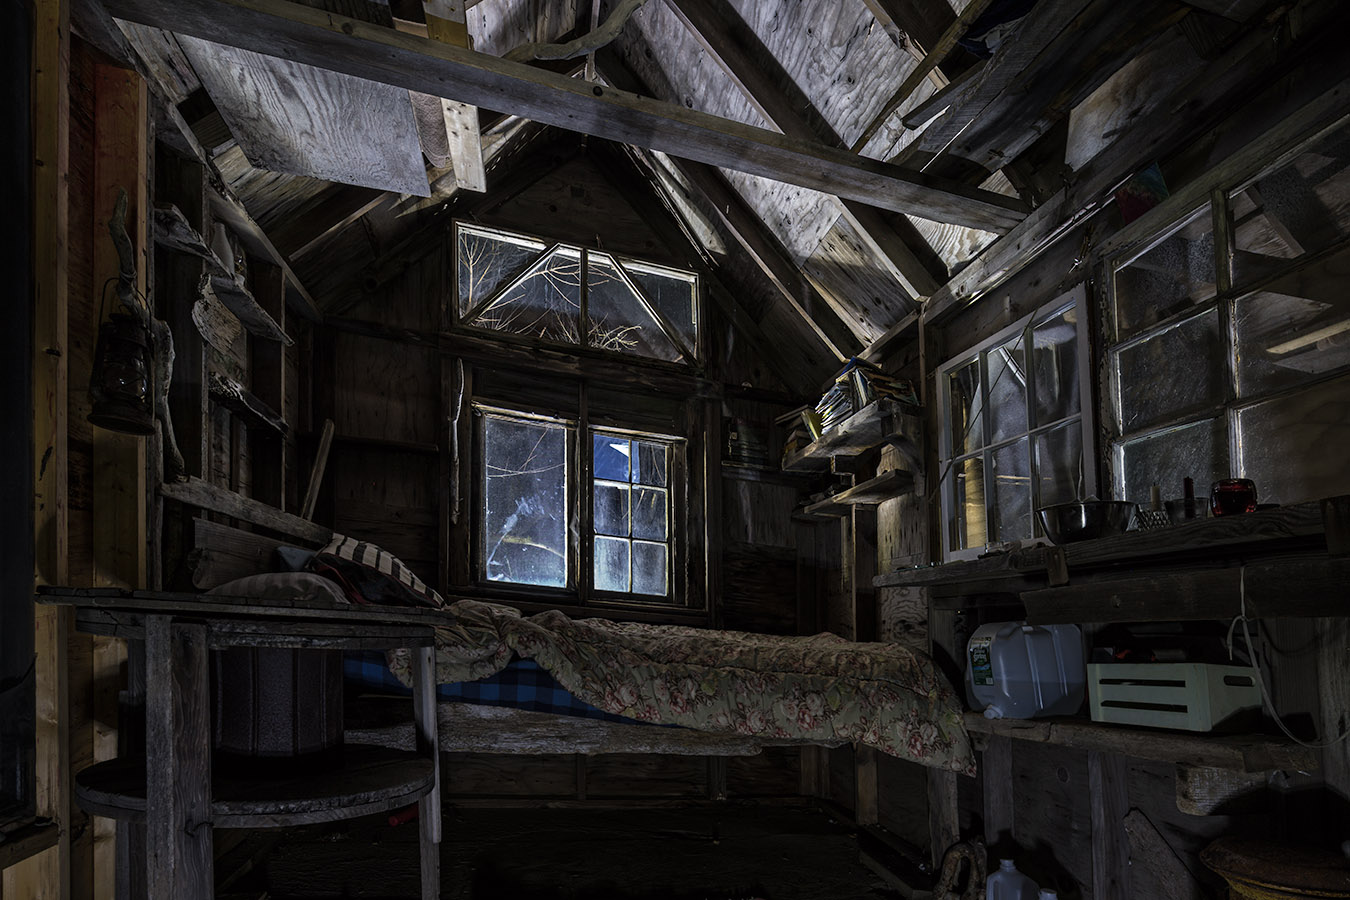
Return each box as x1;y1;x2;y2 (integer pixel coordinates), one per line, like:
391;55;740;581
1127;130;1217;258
37;587;443;900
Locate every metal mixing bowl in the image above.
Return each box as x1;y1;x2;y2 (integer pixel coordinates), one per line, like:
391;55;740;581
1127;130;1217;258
1036;500;1138;544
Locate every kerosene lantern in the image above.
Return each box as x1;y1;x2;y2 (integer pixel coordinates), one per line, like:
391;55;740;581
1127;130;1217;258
87;306;155;435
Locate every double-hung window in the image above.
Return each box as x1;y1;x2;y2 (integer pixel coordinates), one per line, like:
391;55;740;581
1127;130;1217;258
477;406;686;605
937;286;1094;559
459;222;700;609
1106;122;1350;506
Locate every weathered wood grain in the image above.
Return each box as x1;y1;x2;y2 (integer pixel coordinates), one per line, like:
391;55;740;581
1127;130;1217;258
176;34;429;196
109;0;1028;231
160;476;332;543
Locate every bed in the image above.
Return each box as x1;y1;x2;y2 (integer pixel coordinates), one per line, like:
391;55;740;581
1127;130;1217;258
206;533;977;775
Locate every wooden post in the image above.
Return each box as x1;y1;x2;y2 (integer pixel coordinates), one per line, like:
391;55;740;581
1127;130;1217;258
145;617;213;898
412;645;442;899
11;0;73;897
1088;751;1131;900
981;735;1014;853
855;745;879;826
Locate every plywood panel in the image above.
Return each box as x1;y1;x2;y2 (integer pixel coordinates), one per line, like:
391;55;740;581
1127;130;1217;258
722;543;798;635
178;36;429;195
1011;742;1093;895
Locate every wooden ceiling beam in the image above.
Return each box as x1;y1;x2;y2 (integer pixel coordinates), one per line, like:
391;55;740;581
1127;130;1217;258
589;141;829;396
664;0;943;302
851;0;998;153
102;0;1029;232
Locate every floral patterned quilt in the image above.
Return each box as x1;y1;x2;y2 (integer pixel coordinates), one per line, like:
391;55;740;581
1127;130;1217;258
387;599;975;774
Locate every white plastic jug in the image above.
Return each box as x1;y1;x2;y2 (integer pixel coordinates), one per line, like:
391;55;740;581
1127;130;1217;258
986;859;1039;900
967;622;1085;719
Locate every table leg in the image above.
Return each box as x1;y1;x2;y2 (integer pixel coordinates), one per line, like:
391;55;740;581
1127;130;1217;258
145;616;213;899
412;645;441;899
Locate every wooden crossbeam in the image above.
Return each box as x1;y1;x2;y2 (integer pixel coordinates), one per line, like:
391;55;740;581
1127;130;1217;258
423;0;486;192
663;0;942;310
103;0;1028;232
851;0;998;153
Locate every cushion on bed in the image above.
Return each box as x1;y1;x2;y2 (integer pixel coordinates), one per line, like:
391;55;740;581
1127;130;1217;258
310;534;446;610
205;571;349;606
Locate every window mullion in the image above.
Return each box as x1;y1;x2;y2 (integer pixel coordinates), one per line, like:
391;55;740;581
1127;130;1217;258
578;382;591;604
979;350;996;546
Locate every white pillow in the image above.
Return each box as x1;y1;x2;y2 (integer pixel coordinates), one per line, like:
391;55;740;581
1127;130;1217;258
206;571;349;605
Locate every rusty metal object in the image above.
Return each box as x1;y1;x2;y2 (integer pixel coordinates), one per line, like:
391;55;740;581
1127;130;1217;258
934;840;987;900
1201;837;1350;900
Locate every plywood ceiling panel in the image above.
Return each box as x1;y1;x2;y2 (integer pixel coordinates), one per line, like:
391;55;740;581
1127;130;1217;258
178;35;430;196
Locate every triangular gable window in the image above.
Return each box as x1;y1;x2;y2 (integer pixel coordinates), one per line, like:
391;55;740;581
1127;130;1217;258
456;222;698;363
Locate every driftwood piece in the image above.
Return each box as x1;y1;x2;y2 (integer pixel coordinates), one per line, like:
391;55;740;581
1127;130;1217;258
504;0;650;62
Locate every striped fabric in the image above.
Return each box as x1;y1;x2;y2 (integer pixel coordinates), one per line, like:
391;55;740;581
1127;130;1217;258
312;533;446;610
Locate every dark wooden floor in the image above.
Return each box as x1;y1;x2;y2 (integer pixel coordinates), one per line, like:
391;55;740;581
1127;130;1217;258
224;804;903;900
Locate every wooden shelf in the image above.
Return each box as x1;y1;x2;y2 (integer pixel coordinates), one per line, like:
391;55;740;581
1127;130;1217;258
876;498;1337;592
208;274;292;344
208;187;322;323
75;747;434;828
964;713;1317;773
210;372;288;435
782;400;921;472
153;204;231;278
797;469;915;520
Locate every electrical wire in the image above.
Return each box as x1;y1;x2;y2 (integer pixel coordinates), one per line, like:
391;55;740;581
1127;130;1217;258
1226;567;1350;751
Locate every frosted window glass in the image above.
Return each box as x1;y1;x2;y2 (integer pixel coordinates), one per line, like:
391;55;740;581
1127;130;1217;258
483;416;568;588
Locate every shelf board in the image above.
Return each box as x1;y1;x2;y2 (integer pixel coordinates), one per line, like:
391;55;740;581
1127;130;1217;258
159;477;331;544
782;400;921;472
209;275;292;344
153;204;231;279
964;712;1318;773
875;498;1336;590
798;469;915;520
208;187;322;323
209;372;289;436
75;747;434;828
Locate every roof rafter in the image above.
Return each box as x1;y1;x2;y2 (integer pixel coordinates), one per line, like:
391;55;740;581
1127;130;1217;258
663;0;944;305
103;0;1029;232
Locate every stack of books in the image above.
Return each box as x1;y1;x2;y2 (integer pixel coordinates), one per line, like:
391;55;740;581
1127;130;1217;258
813;359;919;435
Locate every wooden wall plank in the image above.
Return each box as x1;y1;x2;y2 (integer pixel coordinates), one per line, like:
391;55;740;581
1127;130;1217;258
13;1;72;896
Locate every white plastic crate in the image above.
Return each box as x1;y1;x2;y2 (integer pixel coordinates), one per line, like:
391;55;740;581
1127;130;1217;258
1087;662;1262;732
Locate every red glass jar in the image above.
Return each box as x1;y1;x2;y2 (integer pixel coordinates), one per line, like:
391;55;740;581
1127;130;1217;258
1210;478;1257;516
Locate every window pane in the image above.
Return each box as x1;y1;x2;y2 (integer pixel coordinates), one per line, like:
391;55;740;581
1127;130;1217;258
457;226;546;318
991;439;1032;542
1232;126;1350;289
594;536;630;592
633;441;668;487
587;252;681;362
1115;308;1226;432
632;487;667;541
987;337;1028;445
948;359;983;455
1034;422;1085;508
632;541;668;597
623;261;697;355
1117;418;1227;506
948;456;986;551
594;482;629;537
1032;306;1082;426
1114;209;1215;340
1233;246;1350;397
593;434;631;481
1236;371;1350;506
471;246;582;343
483;415;568;588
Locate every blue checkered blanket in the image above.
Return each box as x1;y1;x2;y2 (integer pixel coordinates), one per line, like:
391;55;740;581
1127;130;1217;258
343;651;647;725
